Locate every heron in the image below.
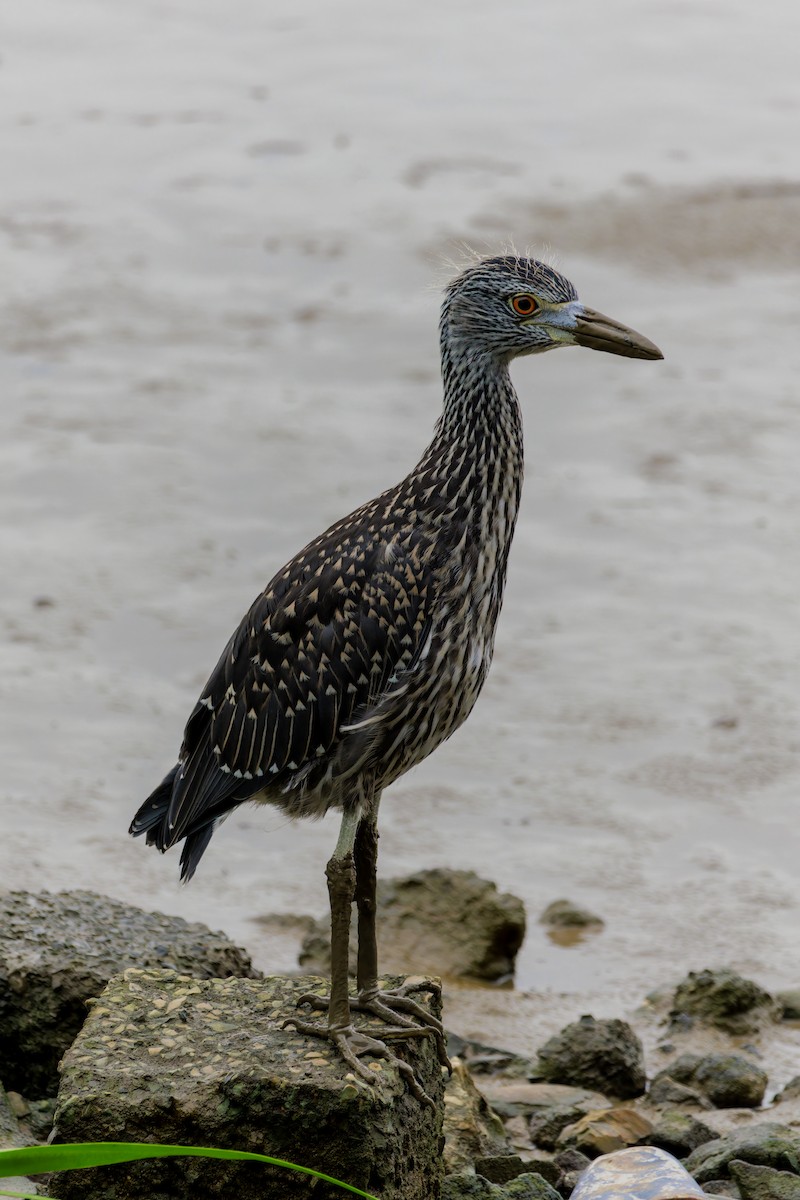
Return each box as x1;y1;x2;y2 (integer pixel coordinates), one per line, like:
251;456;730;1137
130;255;662;1106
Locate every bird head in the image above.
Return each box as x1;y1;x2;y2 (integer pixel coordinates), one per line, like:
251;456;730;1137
442;255;663;363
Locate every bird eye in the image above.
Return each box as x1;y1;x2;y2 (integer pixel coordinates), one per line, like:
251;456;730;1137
510;294;539;316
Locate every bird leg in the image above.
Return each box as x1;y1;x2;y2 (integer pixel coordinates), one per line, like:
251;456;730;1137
284;804;440;1108
350;811;451;1071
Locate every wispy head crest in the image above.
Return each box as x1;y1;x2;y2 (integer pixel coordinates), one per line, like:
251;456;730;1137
428;238;563;294
443;251;578;306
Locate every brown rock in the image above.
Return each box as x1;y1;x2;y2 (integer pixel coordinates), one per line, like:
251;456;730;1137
559;1108;654;1157
444;1058;510;1175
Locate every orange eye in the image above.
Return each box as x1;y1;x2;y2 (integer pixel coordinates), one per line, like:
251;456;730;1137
511;294;538;316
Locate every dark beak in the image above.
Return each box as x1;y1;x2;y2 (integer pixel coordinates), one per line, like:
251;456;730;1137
572;306;663;360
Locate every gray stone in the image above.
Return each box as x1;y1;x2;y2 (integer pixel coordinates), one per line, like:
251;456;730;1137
660;1053;704;1084
646;1109;718;1157
474;1155;537;1184
480;1080;609;1123
650;1051;766;1110
646;1074;711;1108
536;1016;646;1099
5;1092;56;1142
685;1123;800;1183
497;1175;562;1198
443;1177;497;1199
670;969;778;1035
300;868;526;982
529;1101;610;1151
442;1173;561;1199
49;969;444;1200
555;1147;593;1194
694;1054;768;1109
446;1033;535;1077
0;889;259;1098
729;1159;800;1199
516;1157;560;1187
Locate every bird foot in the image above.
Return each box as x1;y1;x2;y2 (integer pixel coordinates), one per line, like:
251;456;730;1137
282;1015;437;1110
356;981;451;1071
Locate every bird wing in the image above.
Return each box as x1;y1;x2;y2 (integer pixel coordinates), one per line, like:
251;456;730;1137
161;519;434;846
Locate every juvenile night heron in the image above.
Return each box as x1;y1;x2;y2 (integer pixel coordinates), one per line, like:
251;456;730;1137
130;255;662;1105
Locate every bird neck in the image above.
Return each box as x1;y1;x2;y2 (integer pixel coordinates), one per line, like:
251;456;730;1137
438;340;523;455
409;337;524;557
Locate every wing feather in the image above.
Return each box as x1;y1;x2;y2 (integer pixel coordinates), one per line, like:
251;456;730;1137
158;520;434;847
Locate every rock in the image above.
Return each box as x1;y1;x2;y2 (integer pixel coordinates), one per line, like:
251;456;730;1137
446;1033;536;1078
441;1173;561;1199
776;989;800;1020
694;1054;768;1109
558;1108;653;1157
538;902;604;948
685;1123;800;1183
660;1053;703;1083
515;1157;561;1187
646;1109;718;1157
703;1185;741;1198
49;969;444;1200
505;1115;537;1157
444;1058;510;1175
539;900;604;929
0;1081;40;1196
646;1074;711;1109
669;969;778;1034
0;889;259;1098
554;1147;592;1195
729;1159;800;1199
475;1154;539;1184
650;1052;767;1110
536;1016;646;1099
443;1177;498;1199
570;1146;710;1200
300;868;526;982
528;1104;588;1151
479;1080;609;1122
568;1142;705;1200
776;1076;800;1103
6;1093;56;1142
528;1093;613;1152
501;1180;562;1199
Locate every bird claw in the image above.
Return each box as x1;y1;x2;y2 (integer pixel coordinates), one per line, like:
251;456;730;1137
294;979;451;1073
282;1015;437;1110
352;983;451;1072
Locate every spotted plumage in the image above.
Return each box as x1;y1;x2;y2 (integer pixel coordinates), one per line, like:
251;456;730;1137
130;255;661;1104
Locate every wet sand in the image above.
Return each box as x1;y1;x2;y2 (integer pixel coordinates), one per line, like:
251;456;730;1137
2;1;800;1071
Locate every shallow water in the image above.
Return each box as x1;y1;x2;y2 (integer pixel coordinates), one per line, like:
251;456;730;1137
3;0;800;1053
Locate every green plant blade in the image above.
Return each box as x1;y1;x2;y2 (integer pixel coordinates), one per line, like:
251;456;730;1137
0;1142;381;1199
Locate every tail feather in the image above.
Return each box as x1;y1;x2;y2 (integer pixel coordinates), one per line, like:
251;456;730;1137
179;823;216;883
130;763;232;881
129;766;179;847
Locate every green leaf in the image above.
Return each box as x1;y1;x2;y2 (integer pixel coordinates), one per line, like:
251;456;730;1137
0;1142;381;1199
